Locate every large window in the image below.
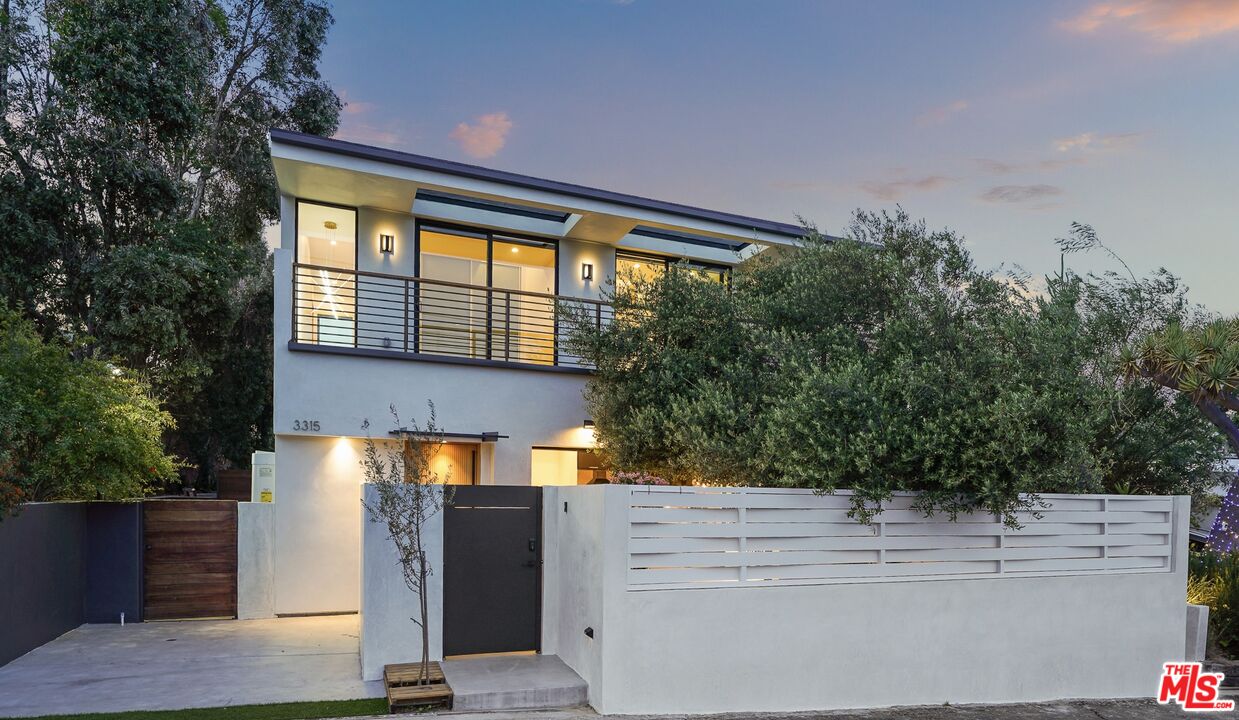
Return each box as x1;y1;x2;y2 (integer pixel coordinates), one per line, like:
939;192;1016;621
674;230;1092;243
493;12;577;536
295;201;357;347
615;251;729;294
417;224;558;364
531;448;609;486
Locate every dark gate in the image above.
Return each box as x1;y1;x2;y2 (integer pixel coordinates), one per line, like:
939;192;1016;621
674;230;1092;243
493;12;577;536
443;486;542;656
142;500;237;620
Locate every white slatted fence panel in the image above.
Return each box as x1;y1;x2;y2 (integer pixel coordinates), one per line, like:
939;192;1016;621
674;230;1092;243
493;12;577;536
625;487;1174;590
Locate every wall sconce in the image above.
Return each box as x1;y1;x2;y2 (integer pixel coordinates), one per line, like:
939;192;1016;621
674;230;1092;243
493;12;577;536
379;234;395;254
581;263;594;281
583;419;595;428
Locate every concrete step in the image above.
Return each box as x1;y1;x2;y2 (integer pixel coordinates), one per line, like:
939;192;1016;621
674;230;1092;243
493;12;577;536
440;654;587;711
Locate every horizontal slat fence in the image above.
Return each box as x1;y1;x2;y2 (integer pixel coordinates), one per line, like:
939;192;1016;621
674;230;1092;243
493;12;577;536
626;487;1175;590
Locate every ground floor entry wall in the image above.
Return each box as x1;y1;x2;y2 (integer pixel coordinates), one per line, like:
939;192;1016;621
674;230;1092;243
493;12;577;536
273;434;367;615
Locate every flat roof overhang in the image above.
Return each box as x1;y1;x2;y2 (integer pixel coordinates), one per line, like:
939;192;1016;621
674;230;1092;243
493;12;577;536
269;128;809;251
389;429;509;443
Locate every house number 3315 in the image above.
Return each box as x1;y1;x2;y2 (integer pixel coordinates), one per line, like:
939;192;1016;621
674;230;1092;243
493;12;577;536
293;419;321;432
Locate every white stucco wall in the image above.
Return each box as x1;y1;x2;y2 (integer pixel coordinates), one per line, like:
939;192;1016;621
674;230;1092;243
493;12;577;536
548;487;1190;715
540;487;610;707
271;247;595;614
237;502;275;619
557;238;615;302
274;248;594;484
272;435;366;615
359;483;444;681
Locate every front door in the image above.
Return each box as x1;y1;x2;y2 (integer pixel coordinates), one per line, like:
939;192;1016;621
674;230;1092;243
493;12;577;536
442;486;542;656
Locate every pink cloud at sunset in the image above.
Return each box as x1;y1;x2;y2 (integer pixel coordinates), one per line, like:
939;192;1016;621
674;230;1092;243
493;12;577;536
449;112;513;159
1061;0;1239;43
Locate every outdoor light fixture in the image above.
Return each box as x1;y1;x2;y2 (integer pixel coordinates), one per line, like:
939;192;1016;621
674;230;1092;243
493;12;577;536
581;263;594;281
583;419;595;428
379;234;394;254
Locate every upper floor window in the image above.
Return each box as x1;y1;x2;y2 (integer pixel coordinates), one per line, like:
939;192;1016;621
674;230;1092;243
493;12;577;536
418;224;556;293
615;251;729;293
295;201;358;347
297;201;357;270
416;224;559;364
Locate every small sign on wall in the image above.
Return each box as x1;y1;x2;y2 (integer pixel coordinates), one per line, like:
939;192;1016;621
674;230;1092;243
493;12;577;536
251;451;276;503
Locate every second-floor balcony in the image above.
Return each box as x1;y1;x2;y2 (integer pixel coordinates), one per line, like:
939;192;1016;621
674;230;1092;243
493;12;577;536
292;263;612;370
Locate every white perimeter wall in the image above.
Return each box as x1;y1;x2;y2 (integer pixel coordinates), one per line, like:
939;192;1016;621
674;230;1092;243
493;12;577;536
237;502;275;619
359;483;444;681
546;486;1190;715
540;488;612;707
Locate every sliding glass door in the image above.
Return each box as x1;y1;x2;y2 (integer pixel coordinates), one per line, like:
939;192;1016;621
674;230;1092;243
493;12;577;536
491;237;556;364
417;224;558;364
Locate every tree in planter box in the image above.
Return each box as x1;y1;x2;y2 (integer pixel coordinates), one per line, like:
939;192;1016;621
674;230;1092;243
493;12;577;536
361;402;453;685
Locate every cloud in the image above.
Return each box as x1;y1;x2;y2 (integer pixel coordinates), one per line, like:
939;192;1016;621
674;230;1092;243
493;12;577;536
336;88;378;117
859;175;953;201
449;112;513;159
973;157;1085;174
916;99;969;126
979;184;1064;203
1060;1;1239;43
331;89;400;147
974;158;1020;175
1052;131;1142;153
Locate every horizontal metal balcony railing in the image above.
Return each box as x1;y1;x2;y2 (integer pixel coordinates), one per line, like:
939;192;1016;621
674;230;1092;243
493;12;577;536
292;263;611;369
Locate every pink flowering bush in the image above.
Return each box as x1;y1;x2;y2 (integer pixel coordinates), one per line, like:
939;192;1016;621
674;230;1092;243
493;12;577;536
611;470;669;486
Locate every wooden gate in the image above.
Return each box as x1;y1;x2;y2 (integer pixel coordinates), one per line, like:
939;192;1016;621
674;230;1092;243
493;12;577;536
142;500;237;620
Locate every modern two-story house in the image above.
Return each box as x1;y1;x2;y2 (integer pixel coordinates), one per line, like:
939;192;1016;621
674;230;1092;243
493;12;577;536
267;128;806;615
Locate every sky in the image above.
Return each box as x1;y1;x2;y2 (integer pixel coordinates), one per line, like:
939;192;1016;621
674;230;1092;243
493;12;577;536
319;0;1239;314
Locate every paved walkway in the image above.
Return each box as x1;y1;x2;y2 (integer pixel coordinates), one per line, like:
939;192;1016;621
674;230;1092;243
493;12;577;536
342;699;1194;719
0;615;383;717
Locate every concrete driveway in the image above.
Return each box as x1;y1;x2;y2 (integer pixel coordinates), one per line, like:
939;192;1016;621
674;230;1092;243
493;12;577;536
342;700;1199;719
0;615;383;717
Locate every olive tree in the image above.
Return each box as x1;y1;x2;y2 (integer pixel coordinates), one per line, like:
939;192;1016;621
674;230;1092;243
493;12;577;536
360;403;453;684
564;210;1224;526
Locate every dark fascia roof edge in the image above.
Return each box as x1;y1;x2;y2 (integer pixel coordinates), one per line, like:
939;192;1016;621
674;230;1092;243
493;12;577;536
269;128;808;240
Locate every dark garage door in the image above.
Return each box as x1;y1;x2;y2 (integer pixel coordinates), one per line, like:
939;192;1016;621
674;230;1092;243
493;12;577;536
443;486;542;656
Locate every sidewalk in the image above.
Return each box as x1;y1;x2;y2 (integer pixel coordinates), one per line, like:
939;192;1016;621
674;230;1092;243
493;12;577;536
341;698;1192;719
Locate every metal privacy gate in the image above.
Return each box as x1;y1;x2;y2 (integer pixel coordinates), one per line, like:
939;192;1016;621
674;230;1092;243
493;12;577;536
142;500;238;620
443;486;542;656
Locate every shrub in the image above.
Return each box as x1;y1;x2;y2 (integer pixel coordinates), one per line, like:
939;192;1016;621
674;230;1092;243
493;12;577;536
0;304;177;515
564;210;1225;526
1189;551;1239;657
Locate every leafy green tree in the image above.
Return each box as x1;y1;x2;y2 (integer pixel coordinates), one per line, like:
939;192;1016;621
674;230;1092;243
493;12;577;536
1058;224;1228;516
565;210;1225;525
1122;321;1239;459
0;0;338;486
0;304;177;514
1120;312;1239;549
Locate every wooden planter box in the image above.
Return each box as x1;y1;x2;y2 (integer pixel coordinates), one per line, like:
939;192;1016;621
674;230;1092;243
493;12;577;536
384;662;453;712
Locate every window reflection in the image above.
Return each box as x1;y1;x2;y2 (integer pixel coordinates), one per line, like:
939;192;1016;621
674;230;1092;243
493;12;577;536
416;226;559;364
296;202;357;346
615;252;729;294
